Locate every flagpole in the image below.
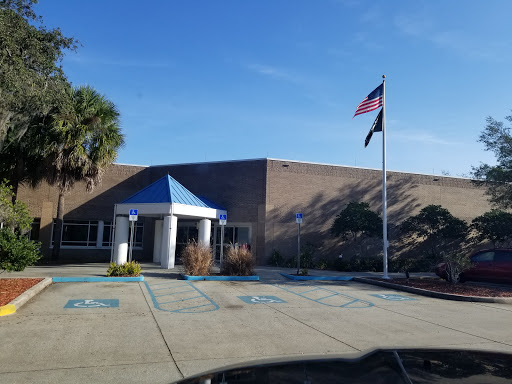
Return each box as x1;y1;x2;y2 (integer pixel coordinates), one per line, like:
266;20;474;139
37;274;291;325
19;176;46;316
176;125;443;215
382;75;389;279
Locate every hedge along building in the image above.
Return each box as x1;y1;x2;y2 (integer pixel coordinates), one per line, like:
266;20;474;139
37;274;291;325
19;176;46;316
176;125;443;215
17;158;493;266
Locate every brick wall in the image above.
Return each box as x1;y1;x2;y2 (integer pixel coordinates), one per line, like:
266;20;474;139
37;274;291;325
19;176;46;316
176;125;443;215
15;158;494;266
17;164;150;260
265;159;492;262
150;159;267;263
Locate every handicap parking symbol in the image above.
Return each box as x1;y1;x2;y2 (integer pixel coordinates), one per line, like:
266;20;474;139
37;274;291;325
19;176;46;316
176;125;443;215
370;294;417;301
238;296;286;304
65;299;119;308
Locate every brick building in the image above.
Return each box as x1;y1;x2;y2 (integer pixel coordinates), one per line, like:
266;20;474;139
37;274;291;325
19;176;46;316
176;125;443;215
18;158;492;265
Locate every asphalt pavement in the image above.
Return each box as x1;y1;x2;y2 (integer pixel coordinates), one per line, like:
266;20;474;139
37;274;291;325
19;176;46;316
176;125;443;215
1;263;511;383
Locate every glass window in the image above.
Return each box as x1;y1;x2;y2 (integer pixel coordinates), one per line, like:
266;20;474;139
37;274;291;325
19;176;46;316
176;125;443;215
102;222;113;246
215;225;251;260
29;218;41;241
176;223;199;245
236;227;250;245
102;221;143;248
472;251;494;262
53;220;98;247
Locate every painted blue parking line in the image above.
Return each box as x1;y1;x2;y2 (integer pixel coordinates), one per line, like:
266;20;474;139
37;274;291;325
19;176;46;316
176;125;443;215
152;284;189;291
144;281;219;313
154;289;195;297
158;296;203;305
175;304;213;313
370;293;418;301
272;282;374;309
148;281;185;286
340;299;361;307
300;288;321;294
315;293;339;301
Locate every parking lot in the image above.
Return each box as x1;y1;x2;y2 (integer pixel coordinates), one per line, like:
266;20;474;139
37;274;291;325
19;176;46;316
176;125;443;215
2;266;512;383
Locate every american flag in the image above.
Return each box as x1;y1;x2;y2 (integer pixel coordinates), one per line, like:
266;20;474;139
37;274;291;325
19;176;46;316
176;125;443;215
353;84;383;118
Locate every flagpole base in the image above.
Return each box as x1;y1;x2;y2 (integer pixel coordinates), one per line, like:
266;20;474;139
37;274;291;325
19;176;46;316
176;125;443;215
381;273;391;280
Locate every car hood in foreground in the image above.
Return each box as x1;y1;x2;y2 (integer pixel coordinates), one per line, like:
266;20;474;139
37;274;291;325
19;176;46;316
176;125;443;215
176;349;512;383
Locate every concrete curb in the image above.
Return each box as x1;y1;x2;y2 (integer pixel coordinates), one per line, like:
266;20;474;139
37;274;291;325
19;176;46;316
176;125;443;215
280;273;353;281
0;277;52;316
52;276;144;282
353;277;512;304
180;274;259;281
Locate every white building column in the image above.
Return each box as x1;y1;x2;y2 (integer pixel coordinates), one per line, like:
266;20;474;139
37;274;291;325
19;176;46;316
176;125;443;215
96;220;104;248
198;219;211;247
113;216;129;264
161;215;178;269
153;219;163;263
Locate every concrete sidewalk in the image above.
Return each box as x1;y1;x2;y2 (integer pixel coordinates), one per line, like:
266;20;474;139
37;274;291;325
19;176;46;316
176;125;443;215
0;261;436;280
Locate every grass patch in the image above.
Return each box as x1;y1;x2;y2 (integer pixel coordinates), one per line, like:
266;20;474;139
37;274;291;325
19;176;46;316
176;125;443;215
107;261;142;277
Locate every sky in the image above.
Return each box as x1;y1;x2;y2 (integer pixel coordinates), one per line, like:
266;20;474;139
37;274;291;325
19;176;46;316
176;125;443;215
33;0;512;177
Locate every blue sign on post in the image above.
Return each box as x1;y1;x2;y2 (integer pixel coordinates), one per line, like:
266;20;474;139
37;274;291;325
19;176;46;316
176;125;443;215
296;213;303;224
129;209;138;222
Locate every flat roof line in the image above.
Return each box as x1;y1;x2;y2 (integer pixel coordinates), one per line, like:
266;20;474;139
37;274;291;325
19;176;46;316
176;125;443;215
150;158;268;167
115;157;471;181
266;158;472;180
113;162;149;168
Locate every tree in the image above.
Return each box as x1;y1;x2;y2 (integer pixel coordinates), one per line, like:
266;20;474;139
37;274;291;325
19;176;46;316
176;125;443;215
330;202;382;241
46;85;124;260
0;179;41;271
0;112;50;202
471;210;512;248
442;252;474;285
472;113;512;209
0;179;31;233
400;205;468;259
0;0;77;149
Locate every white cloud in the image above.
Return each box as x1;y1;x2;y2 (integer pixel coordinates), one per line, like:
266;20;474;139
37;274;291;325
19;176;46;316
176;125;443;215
393;11;508;62
390;130;458;146
246;63;303;84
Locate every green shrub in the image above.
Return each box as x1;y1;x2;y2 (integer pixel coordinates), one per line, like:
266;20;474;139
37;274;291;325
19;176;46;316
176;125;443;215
300;243;316;269
222;245;254;276
442;252;473;285
181;242;213;276
283;243;317;269
331;256;383;272
316;259;328;270
268;249;284;267
0;228;42;271
389;254;438;273
107;261;142;276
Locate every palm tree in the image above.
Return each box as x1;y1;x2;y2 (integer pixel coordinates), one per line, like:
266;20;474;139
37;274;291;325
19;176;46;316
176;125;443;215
46;85;124;260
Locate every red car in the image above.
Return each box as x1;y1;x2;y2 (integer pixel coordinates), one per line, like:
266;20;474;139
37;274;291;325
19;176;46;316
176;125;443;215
435;249;512;284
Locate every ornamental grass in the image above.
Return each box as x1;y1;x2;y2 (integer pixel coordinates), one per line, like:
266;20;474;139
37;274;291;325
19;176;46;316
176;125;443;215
222;244;254;276
181;242;213;276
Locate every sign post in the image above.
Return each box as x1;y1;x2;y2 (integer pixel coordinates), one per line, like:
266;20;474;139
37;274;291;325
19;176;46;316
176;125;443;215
219;214;227;270
296;213;303;274
128;209;138;262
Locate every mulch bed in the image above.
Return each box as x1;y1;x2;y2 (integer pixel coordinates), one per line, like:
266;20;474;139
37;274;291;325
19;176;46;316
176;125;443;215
0;278;43;306
369;278;512;298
